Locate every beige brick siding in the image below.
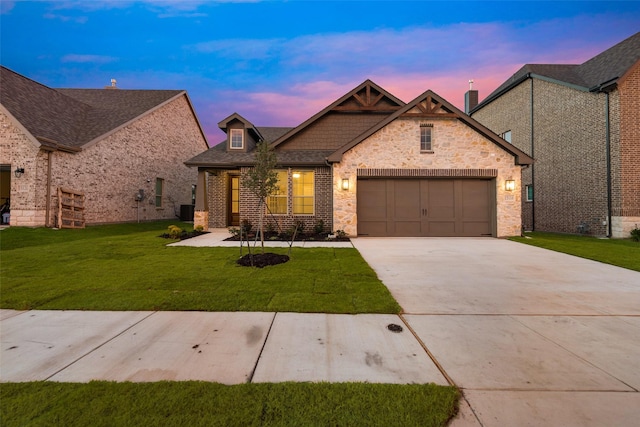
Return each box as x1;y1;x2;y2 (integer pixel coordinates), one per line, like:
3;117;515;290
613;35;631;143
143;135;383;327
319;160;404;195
1;95;207;226
332;117;523;237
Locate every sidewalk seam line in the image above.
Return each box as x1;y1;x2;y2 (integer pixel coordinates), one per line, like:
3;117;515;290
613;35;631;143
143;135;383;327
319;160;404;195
247;311;277;383
43;311;158;382
398;314;456;387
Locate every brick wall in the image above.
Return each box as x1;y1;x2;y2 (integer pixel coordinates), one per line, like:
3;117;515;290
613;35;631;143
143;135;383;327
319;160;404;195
473;78;619;237
616;60;640;236
1;95;207;226
0;111;47;226
332;117;523;237
471;81;534;230
237;166;333;234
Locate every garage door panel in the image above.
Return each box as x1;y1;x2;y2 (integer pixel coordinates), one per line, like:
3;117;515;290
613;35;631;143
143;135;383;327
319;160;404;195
426;221;456;237
461;180;491;221
425;180;455;219
357;178;494;237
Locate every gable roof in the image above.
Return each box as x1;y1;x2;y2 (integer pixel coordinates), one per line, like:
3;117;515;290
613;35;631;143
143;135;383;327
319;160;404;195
473;32;640;111
185;79;405;168
0;66;207;151
270;79;405;148
328;89;534;165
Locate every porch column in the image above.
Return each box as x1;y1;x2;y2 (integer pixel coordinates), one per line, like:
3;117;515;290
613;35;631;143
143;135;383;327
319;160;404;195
194;169;209;229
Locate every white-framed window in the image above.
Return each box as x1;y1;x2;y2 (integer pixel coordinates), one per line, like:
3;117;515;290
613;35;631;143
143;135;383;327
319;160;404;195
500;130;512;143
420;124;433;151
230;129;244;149
155;178;164;207
267;170;288;214
292;170;314;215
525;185;533;202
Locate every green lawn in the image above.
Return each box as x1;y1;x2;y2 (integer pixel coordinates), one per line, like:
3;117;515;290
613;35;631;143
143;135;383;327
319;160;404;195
510;232;640;272
0;223;458;426
0;381;460;427
0;221;400;313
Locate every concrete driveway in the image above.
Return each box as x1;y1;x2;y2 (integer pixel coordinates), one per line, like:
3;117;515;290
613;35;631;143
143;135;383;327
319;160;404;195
352;237;640;427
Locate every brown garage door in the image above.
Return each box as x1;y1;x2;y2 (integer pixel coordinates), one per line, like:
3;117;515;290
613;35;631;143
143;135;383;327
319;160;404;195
357;178;494;237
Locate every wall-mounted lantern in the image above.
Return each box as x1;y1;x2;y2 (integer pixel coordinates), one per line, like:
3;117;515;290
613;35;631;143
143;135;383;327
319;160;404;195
341;178;350;191
505;179;515;191
14;167;24;178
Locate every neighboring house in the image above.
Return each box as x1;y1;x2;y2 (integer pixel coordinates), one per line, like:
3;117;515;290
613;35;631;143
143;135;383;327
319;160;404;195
470;32;640;238
0;66;209;227
186;80;533;237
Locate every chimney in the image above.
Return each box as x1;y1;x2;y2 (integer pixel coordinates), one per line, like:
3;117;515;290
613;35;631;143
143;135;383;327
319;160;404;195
104;78;118;89
464;79;478;114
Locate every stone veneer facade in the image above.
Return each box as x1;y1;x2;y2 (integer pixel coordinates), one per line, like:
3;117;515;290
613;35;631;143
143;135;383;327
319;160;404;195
1;95;207;226
332;117;523;237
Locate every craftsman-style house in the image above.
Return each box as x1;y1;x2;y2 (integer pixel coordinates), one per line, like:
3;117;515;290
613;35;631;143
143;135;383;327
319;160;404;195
186;80;532;237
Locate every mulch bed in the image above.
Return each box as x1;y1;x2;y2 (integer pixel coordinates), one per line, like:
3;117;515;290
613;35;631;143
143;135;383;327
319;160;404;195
159;230;209;240
237;253;290;268
225;232;349;242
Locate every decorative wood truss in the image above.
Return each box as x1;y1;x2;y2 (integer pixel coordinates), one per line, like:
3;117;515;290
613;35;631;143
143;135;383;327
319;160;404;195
332;83;402;113
401;94;457;118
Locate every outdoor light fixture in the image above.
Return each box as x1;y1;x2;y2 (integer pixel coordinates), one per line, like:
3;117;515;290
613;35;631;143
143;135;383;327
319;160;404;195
14;167;24;178
505;179;515;191
341;178;349;191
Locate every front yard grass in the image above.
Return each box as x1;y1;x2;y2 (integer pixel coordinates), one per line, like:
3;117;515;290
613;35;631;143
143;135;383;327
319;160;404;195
0;221;400;313
510;232;640;272
0;381;459;427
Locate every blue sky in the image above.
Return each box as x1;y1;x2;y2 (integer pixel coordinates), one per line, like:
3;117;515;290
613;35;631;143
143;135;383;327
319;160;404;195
2;1;639;144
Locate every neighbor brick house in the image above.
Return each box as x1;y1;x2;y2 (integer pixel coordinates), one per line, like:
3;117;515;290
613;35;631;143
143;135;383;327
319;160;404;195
470;32;640;238
0;66;209;227
186;80;532;237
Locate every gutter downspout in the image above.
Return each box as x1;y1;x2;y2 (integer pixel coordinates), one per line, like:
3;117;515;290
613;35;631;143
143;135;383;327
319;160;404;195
530;76;535;231
605;92;612;237
45;150;53;227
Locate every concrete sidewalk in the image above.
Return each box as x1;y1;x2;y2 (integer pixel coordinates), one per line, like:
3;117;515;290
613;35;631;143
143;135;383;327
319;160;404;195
168;228;354;248
0;309;447;385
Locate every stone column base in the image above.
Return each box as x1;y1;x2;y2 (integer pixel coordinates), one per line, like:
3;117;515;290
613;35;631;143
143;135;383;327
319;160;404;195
194;210;209;230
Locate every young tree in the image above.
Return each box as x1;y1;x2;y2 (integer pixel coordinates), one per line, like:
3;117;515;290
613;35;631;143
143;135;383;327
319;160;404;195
241;141;279;253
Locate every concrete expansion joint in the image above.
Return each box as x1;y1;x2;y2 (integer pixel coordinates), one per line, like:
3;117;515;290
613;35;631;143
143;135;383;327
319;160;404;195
398;313;456;387
43;310;157;381
248;312;277;383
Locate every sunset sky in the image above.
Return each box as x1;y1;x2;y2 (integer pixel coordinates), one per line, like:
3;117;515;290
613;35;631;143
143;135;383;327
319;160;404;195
2;1;639;144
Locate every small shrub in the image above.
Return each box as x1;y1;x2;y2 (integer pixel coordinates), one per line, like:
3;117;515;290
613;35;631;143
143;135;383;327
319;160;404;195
265;222;276;235
194;225;204;232
168;225;183;239
240;219;253;234
228;227;240;238
335;229;347;239
314;219;325;235
294;219;305;234
631;224;640;242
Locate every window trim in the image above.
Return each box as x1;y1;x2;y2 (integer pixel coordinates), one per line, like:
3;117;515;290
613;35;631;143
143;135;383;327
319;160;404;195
525;184;533;202
267;170;289;215
420;124;433;152
155;178;164;208
292;170;314;215
230;129;244;149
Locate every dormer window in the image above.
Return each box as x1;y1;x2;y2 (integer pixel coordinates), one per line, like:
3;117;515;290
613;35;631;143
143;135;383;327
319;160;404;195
230;129;244;149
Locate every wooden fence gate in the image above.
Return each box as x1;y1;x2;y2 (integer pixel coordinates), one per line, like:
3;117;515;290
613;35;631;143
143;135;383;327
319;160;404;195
57;187;85;229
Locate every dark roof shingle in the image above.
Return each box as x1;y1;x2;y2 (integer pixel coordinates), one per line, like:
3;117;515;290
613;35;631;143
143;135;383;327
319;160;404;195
1;66;184;150
474;32;640;110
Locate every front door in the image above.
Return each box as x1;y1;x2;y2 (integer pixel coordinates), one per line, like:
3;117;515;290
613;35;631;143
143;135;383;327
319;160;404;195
228;175;240;226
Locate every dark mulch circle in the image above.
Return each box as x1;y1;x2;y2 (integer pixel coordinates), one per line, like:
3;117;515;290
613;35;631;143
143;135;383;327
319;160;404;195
237;253;290;268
